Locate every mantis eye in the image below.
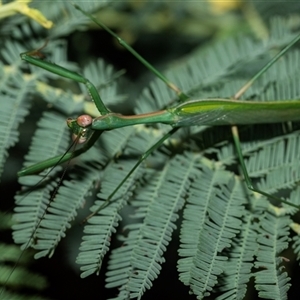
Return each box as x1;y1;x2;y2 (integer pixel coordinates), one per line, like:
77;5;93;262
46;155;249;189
77;114;93;128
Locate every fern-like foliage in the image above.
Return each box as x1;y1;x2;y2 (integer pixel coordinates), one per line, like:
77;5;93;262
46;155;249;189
1;1;300;299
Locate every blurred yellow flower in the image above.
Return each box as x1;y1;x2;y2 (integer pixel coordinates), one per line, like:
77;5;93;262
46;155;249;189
209;0;242;14
0;0;53;28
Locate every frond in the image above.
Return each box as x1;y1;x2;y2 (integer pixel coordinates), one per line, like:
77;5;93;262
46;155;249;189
0;41;31;179
178;166;248;298
77;158;144;279
13;112;69;249
105;153;196;299
254;212;291;300
33;163;101;259
215;218;257;300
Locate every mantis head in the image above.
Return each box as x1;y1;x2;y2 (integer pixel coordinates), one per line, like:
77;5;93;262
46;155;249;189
67;114;93;144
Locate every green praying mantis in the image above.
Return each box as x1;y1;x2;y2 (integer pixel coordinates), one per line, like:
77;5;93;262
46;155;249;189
18;38;300;210
2;4;300;299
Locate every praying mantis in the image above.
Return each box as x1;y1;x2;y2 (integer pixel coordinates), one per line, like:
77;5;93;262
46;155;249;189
2;2;300;299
